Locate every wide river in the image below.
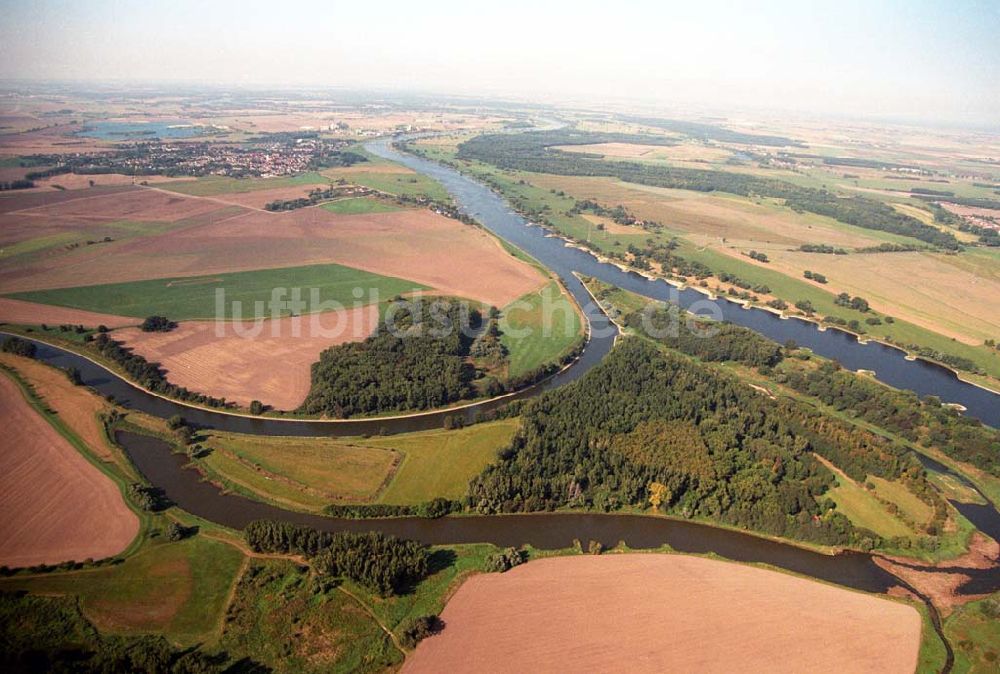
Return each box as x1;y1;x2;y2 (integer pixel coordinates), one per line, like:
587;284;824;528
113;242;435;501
367;138;1000;429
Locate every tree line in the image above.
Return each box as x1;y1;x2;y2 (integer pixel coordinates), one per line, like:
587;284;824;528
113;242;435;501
457;130;961;249
778;359;1000;476
243;520;429;596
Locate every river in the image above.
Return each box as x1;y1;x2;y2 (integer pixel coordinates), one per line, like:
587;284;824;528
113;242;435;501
6;132;1000;611
365;138;1000;429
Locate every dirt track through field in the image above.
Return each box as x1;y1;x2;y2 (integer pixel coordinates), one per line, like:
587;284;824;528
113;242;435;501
0;374;138;567
403;554;921;674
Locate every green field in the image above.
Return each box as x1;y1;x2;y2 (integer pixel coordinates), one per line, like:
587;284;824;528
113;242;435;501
203;432;399;510
870;476;934;525
194;418;518;510
220;559;401;673
350;543;496;636
0;534;244;645
331;170;451;201
500;281;583;377
8;262;428;320
321;196;403;215
157;172;330;196
944;592;1000;673
366;419;520;504
818;461;914;538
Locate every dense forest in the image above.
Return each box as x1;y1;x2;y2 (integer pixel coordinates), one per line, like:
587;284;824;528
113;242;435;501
299;299;480;417
618;116;803;147
620;303;784;368
243;521;429;596
457;130;960;249
778;360;1000;476
467;337;923;548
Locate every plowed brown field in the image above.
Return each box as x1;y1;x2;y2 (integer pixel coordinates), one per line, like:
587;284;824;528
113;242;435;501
0;374;139;567
404;554;921;674
4;205;545;307
116;305;381;409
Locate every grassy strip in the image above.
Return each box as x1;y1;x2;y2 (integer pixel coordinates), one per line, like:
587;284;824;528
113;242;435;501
157;172;329;196
321;196;403;214
7;262;428;320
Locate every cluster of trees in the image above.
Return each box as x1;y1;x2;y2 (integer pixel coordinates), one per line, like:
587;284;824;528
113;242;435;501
803;270;828;283
264;185;363;211
323;498;459;519
92;333;231;408
458;130;961;249
1;336;36;358
799;243;848;255
126;483;170;512
778;360;1000;475
717;271;770;295
746;250;769;263
856;242;923;253
483;547;525;572
399;615;444;648
570;199;661;231
243;520;430;596
626;241;712;279
469;313;507;368
0;179;34;190
466;338;911;547
140;315;176;332
957;221;1000;247
300;300;480;417
619;116;802;147
621;304;784;367
310;149;368;170
835;292;870;313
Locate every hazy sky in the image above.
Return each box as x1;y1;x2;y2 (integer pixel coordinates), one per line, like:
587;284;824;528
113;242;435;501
1;0;997;125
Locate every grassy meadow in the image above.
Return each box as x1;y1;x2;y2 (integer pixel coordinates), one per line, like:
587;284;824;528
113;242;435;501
500;281;584;377
322;196;403;215
158;172;330;196
194;418;519;511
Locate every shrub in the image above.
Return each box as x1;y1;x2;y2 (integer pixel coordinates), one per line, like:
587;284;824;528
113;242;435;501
399;615;443;648
484;547;524;572
1;336;36;358
140;315;176;332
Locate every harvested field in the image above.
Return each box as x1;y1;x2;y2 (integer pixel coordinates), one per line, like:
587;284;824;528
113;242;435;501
0;184;136;214
0;353;117;463
116;305;380;409
11;186;228;221
201;185;325;210
3;208;546;307
759;249;1000;344
0;297;135;328
530;174;890;248
32;173;187;190
404;554;921;674
0;373;139;567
